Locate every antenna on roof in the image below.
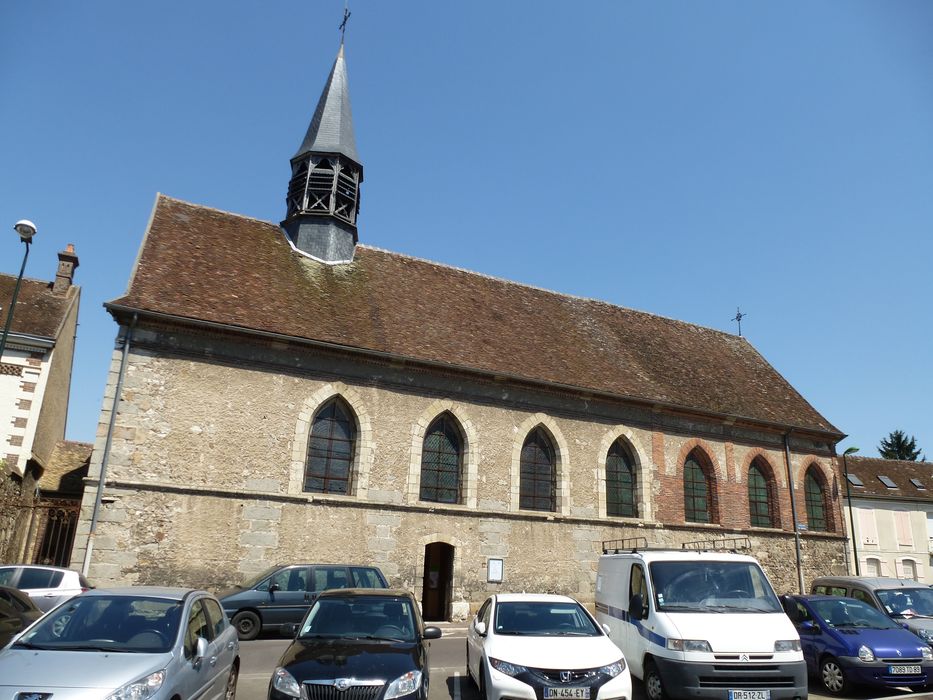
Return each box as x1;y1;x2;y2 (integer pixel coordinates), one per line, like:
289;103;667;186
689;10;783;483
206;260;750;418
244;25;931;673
339;2;351;44
732;307;746;336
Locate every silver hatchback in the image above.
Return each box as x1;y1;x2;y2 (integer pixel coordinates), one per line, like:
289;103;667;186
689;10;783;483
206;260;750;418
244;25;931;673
0;587;239;700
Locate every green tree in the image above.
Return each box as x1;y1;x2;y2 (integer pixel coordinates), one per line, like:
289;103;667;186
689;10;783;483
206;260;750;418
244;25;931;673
878;430;925;461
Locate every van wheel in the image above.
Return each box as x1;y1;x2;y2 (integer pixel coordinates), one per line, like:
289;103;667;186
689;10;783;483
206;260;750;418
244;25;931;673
644;659;666;700
820;656;847;694
232;611;261;641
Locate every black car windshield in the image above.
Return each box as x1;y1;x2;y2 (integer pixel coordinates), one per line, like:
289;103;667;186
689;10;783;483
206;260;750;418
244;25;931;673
493;601;600;636
877;588;933;617
810;598;898;629
13;595;181;653
299;596;416;642
650;560;782;613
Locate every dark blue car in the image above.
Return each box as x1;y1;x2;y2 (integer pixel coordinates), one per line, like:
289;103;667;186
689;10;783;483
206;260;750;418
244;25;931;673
783;594;933;694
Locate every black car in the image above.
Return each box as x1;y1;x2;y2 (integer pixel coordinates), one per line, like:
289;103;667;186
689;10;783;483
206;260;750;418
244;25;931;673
0;585;44;647
268;588;442;700
219;563;388;640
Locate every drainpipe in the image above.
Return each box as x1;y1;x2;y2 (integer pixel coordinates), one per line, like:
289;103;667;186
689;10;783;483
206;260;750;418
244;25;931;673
783;432;805;594
82;314;136;576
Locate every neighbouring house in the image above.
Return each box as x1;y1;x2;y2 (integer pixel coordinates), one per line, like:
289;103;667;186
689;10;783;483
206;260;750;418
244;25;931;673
71;42;849;619
0;244;82;563
840;455;933;580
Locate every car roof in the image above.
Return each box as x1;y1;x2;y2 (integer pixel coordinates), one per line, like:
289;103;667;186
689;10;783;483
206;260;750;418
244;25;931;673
81;586;207;600
605;551;758;563
273;564;381;568
813;576;920;589
0;564;77;573
790;594;857;603
494;593;579;603
317;588;411;599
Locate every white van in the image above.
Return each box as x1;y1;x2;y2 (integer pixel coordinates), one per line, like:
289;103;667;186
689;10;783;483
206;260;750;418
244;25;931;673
595;537;806;700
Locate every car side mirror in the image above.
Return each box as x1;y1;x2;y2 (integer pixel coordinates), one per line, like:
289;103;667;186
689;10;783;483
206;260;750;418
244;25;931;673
800;620;821;635
601;623;611;635
423;626;442;640
285;623;300;638
475;621;487;636
630;594;646;620
268;582;280;593
193;636;209;665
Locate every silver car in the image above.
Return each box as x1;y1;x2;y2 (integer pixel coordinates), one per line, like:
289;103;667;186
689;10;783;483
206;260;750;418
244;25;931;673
0;587;239;700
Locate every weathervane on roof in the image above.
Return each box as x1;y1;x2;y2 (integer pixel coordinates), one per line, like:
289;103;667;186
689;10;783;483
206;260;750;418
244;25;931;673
339;2;351;44
732;307;746;336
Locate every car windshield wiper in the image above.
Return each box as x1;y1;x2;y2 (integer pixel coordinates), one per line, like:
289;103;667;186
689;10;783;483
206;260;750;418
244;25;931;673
11;641;51;650
545;631;593;636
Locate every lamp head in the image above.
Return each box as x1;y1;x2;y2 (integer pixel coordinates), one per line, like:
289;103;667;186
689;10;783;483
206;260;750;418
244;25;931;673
843;446;859;456
13;220;37;242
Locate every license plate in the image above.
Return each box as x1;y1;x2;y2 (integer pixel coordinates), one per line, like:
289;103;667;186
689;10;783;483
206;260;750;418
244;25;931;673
544;688;590;699
729;692;770;700
888;665;921;675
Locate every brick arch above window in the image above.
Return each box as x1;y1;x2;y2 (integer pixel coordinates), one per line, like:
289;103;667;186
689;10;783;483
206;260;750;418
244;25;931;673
406;401;479;509
289;382;373;499
596;428;649;520
674;438;725;482
739;448;787;488
509;413;569;515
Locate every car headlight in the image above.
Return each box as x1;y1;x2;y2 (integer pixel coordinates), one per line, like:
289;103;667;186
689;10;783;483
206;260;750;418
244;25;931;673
385;670;423;699
858;645;875;662
666;639;712;652
598;659;626;677
923;646;933;661
271;667;302;698
106;671;165;700
774;640;801;652
489;657;528;677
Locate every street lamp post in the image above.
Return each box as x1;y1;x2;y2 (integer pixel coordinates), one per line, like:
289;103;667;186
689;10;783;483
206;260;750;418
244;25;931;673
841;446;861;575
0;220;38;363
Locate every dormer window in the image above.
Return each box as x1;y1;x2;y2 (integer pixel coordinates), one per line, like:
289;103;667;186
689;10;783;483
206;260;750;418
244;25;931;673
846;473;864;487
910;478;926;490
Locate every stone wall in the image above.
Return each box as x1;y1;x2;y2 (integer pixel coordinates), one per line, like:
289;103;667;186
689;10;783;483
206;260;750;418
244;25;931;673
73;321;847;615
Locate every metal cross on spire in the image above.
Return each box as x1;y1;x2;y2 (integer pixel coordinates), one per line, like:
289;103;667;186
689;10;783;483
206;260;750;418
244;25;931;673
732;307;747;336
339;3;351;44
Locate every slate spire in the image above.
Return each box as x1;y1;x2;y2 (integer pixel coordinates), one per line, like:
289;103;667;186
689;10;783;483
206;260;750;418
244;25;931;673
282;42;363;263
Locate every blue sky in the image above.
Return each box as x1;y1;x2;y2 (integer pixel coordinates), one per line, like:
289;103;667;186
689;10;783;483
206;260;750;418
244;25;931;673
1;1;931;458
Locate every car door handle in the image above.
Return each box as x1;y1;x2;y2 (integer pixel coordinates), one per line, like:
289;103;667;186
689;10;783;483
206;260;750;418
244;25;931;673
210;656;218;666
227;641;236;650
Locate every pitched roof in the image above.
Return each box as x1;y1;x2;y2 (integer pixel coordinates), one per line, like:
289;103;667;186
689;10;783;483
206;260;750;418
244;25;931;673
0;275;75;340
294;44;360;164
844;455;933;501
39;440;92;493
110;195;841;436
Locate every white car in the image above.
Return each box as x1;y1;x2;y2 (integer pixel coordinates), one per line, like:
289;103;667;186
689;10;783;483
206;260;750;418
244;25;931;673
0;565;91;612
466;593;631;700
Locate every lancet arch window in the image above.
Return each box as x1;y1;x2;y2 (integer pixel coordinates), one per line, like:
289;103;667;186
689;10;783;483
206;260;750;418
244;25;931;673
606;439;637;517
748;459;776;528
520;427;556;512
805;466;830;532
304;397;357;495
419;413;464;504
684;452;716;524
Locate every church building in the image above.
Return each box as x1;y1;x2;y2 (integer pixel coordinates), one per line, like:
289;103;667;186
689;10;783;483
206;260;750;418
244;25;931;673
72;42;848;619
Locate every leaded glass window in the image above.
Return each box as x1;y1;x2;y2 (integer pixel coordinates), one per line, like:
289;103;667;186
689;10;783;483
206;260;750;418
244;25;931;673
748;462;774;528
805;468;827;532
606;439;637;517
304;398;355;495
420;413;462;504
684;456;712;523
520;428;556;512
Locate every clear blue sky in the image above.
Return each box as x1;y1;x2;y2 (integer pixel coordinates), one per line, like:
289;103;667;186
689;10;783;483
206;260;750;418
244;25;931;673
2;1;931;459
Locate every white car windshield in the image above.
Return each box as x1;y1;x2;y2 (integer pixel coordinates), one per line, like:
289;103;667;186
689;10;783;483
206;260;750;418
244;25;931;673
650;561;782;613
493;601;600;636
14;595;181;653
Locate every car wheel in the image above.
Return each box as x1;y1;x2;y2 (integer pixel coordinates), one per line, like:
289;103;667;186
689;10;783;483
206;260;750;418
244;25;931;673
231;611;261;641
225;664;239;700
820;656;847;694
644;659;666;700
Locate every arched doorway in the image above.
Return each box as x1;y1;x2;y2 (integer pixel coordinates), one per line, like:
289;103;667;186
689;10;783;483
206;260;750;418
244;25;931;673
421;542;454;621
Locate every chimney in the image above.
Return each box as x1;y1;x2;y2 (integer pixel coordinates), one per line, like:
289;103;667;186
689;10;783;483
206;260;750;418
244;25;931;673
53;244;79;295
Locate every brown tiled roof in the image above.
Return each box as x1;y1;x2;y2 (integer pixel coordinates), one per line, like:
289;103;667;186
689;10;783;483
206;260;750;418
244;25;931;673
110;195;841;436
40;440;92;493
0;276;74;339
844;455;933;501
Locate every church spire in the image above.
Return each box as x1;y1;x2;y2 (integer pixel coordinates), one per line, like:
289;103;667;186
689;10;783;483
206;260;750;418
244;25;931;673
283;40;363;263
